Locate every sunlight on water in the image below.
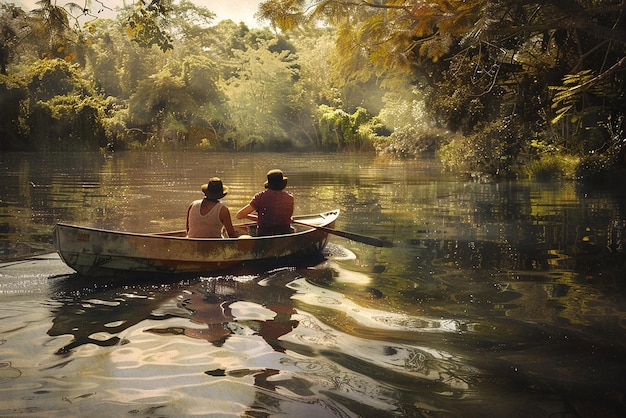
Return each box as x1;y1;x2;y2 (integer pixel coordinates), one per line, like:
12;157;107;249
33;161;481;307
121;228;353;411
0;152;624;417
229;301;277;321
282;311;472;390
324;259;371;284
288;278;459;333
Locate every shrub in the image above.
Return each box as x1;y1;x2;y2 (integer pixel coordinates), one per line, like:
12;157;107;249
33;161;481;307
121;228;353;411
524;153;579;180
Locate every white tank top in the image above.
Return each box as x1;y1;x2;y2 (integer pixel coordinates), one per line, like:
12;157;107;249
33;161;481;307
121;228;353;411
187;200;224;238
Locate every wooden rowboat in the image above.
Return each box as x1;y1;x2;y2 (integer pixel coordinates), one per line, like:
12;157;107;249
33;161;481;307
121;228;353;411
53;210;339;278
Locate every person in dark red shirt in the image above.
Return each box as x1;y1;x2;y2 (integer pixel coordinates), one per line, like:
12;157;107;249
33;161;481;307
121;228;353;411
236;169;294;236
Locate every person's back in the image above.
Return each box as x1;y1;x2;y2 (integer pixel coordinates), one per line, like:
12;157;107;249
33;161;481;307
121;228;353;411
187;200;225;238
187;178;237;238
251;188;294;235
236;169;294;236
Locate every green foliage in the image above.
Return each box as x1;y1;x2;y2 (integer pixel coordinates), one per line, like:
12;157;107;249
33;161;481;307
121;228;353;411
222;40;302;149
380;127;448;158
3;0;624;182
575;152;620;180
101;102;130;150
82;19;126;97
550;70;613;127
289;30;340;106
524;153;579;180
126;0;174;52
2;1;398;154
0;3;29;74
28;0;80;60
438;115;527;177
257;0;306;30
573;116;625;180
0;59;108;151
317;105;347;150
0;74;28;150
375;80;449;157
25;59;87;101
378;88;427;132
19;59;106;150
29;94;107;150
180;56;220;103
317;105;380;151
127;69;197;144
258;0;626;178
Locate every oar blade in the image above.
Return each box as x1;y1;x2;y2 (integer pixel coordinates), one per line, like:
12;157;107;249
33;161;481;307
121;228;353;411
328;228;384;247
294;221;384;247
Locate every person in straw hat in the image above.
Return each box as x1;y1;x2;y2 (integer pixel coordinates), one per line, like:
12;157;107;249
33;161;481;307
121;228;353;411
187;177;237;238
236;169;294;236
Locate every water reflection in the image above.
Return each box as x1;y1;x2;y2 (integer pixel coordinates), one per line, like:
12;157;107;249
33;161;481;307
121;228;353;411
147;271;300;349
1;151;625;416
2;152;625;261
43;253;501;416
47;274;192;355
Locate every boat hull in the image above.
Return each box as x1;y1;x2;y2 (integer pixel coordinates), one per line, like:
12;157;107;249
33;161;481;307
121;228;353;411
53;210;339;277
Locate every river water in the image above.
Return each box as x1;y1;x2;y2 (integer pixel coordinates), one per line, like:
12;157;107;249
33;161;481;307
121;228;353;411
0;151;624;417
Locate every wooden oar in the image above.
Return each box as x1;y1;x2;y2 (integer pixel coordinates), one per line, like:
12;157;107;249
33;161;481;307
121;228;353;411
292;220;384;247
245;214;384;247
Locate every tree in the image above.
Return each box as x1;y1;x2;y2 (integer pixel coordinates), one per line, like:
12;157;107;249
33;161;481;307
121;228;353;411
162;0;216;44
125;0;174;52
317;104;381;151
258;0;626;177
0;74;27;150
82;18;125;97
222;39;302;149
29;0;81;60
0;2;29;74
22;58;107;150
127;69;196;143
179;55;229;146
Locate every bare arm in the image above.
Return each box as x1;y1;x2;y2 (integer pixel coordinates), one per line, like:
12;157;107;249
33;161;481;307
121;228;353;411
185;204;192;234
236;204;256;220
219;205;238;237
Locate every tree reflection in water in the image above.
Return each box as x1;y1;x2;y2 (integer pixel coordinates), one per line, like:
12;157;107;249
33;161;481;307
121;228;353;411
1;151;624;416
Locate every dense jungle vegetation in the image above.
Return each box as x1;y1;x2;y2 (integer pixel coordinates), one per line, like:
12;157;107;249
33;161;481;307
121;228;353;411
1;0;625;181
